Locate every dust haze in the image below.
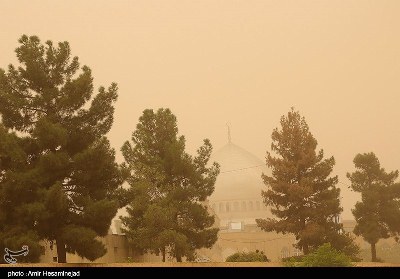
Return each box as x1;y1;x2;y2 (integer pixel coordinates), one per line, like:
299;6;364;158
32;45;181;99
1;0;399;220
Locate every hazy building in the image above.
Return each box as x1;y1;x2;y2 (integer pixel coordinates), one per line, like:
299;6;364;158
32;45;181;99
208;139;272;227
41;139;400;263
39;139;297;263
195;139;298;261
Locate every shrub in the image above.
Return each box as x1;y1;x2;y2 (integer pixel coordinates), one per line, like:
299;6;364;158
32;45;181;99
282;255;305;267
226;250;270;262
299;243;353;267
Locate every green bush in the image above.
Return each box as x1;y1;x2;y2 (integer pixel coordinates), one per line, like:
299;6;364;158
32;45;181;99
282;255;305;267
282;255;305;262
299;243;353;267
226;250;270;262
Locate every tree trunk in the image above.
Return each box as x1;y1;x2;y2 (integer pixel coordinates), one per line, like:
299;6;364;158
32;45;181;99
303;244;309;255
301;219;309;255
162;247;166;262
56;239;67;263
371;243;377;262
176;254;182;262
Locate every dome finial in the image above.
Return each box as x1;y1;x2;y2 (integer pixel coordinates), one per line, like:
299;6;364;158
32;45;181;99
226;123;231;143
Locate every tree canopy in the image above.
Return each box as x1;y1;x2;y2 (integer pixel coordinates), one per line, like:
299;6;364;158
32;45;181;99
121;108;220;262
256;108;359;257
347;152;400;262
0;35;124;263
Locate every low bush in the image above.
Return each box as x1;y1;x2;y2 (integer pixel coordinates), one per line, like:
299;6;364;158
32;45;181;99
226;250;270;262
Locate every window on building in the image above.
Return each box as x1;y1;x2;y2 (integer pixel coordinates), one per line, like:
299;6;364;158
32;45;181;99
229;222;242;230
256;201;260;210
249;201;253;211
242;201;247;211
280;247;289;259
233;201;239;211
226;202;230;212
219;203;224;213
293;248;302;257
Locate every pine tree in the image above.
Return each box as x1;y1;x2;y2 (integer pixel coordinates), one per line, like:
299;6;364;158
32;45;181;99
121;108;220;262
0;124;45;262
0;35;123;263
256;108;358;256
347;152;400;262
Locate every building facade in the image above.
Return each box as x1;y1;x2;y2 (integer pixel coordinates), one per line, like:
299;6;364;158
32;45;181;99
40;141;400;263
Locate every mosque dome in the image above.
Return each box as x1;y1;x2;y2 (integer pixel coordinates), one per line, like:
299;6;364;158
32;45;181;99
209;141;272;226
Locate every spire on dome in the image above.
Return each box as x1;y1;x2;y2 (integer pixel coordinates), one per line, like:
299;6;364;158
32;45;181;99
226;123;231;144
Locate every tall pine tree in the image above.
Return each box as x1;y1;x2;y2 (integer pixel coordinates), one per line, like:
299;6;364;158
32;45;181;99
0;124;45;262
256;108;358;257
0;35;123;263
347;152;400;262
121;108;220;262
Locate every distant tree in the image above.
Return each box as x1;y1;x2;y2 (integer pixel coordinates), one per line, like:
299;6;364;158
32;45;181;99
256;108;359;257
121;108;220;262
226;250;270;262
0;35;124;263
347;152;400;262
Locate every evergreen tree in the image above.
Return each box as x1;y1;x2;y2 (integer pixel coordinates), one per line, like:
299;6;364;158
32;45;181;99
0;35;123;263
347;152;400;262
0;125;44;262
256;108;358;256
121;108;220;262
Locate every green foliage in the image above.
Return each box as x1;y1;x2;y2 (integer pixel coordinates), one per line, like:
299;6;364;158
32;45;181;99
347;152;400;262
282;255;304;267
256;108;359;258
299;243;353;267
121;108;220;262
0;228;44;263
282;257;302;267
226;250;270;262
0;35;124;262
330;232;361;262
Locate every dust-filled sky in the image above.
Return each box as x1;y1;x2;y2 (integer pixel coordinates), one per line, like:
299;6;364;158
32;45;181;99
1;0;400;219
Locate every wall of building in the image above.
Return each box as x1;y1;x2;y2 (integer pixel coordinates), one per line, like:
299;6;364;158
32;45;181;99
40;234;136;263
40;220;400;263
193;224;298;262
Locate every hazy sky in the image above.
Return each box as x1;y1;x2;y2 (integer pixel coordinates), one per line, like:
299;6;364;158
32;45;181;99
1;0;399;219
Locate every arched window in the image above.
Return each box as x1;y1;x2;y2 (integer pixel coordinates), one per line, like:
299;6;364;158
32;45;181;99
233;202;239;211
219;203;224;213
226;202;230;212
262;203;267;210
242;201;247;211
281;247;289;259
249;201;253;211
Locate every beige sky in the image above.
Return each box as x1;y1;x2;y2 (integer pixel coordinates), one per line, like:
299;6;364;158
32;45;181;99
1;0;400;219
